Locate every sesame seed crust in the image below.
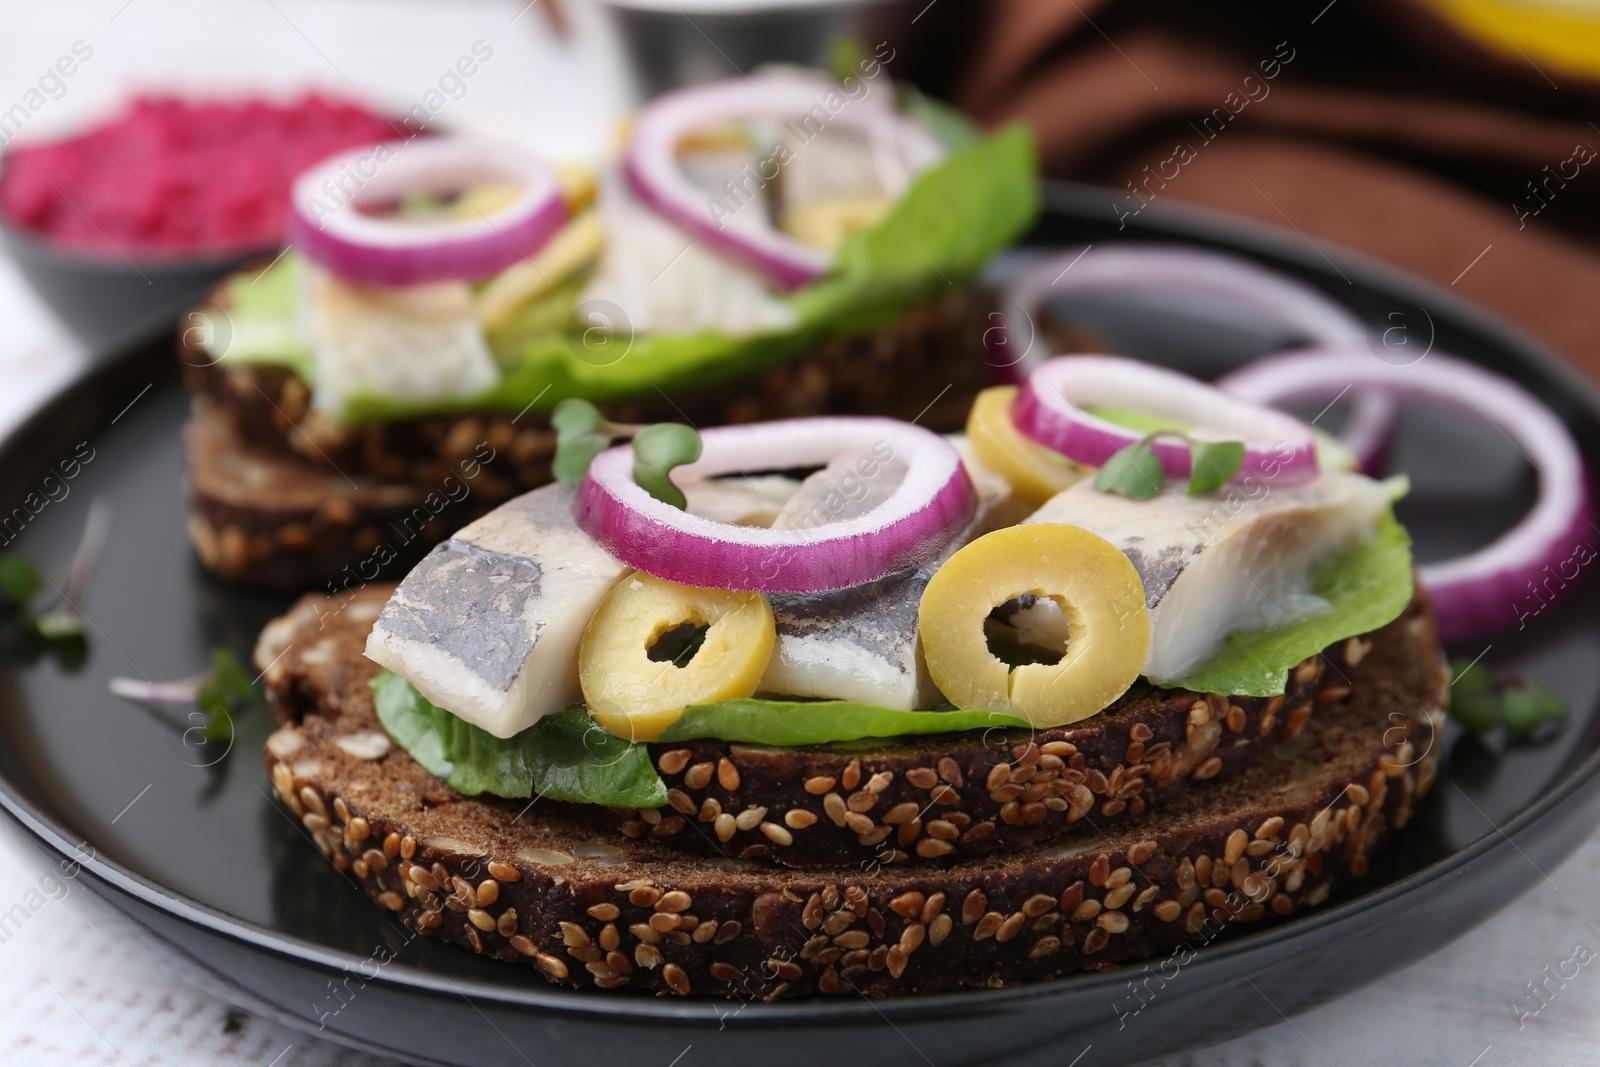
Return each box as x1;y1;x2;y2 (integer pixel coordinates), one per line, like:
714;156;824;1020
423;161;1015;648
258;584;1445;999
557;647;1342;868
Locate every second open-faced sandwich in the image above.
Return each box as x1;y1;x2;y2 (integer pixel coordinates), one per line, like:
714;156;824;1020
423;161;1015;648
183;67;1038;589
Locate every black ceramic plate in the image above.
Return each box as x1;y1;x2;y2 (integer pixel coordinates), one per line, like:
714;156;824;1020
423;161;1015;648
2;183;1598;1067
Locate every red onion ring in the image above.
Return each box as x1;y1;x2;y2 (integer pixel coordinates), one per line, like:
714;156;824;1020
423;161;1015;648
992;243;1398;469
1331;389;1401;474
575;418;975;593
1012;355;1321;485
1220;349;1595;641
623;75;946;291
995;244;1368;378
289;137;566;286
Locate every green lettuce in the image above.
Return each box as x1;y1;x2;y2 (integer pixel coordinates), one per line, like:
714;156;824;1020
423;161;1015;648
372;674;1034;805
371;671;667;808
1159;509;1415;697
208;124;1039;423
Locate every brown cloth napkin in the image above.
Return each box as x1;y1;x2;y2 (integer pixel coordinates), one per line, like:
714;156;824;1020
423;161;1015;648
908;0;1600;379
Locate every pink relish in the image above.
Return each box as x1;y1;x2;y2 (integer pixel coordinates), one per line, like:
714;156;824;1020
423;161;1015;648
0;94;398;258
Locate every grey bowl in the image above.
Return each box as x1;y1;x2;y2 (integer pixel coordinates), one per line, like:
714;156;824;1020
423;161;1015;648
0;218;269;355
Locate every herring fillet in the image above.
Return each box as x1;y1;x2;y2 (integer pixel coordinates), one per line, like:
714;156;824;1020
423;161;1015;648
682;474;802;527
1025;472;1393;682
758;436;1024;709
304;267;501;416
365;483;626;739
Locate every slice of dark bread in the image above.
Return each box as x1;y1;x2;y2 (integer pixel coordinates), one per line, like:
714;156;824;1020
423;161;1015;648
181;289;984;486
185;399;515;591
555;653;1355;869
257;585;1446;998
262;580;1375;869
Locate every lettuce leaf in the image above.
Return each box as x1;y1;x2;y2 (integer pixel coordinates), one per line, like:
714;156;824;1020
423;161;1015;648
210;124;1039;423
372;675;1033;804
658;699;1030;745
371;671;668;807
1158;509;1414;697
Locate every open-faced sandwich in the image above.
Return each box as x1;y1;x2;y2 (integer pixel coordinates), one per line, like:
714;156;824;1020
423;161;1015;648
254;328;1600;999
182;69;1038;589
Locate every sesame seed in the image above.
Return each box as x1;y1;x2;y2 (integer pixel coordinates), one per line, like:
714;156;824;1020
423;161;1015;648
889;892;925;918
656;890;692;913
804;775;837;795
785;808;818;829
760;822;794;846
1029;936;1062;959
717;758;741;791
1223;828;1248;866
734;806;767;832
882;802;920;825
657;749;692;775
678;761;712;789
1022;893;1055;918
1096;911;1129;934
714;813;736;842
1103;884;1136;910
842;760;861;790
588;903;620;921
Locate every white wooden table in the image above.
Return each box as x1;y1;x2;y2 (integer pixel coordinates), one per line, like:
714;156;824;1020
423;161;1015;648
2;3;1598;1064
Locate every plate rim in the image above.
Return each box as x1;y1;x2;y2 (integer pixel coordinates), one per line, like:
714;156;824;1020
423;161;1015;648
2;178;1599;1025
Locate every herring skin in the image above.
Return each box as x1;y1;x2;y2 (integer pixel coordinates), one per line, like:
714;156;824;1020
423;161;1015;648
364;482;627;739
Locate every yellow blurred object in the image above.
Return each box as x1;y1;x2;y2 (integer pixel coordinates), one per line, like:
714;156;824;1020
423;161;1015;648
445;182;524;220
965;386;1084;507
580;574;776;742
475;210;605;331
554;161;598;212
781;192;890;252
1414;0;1600;78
